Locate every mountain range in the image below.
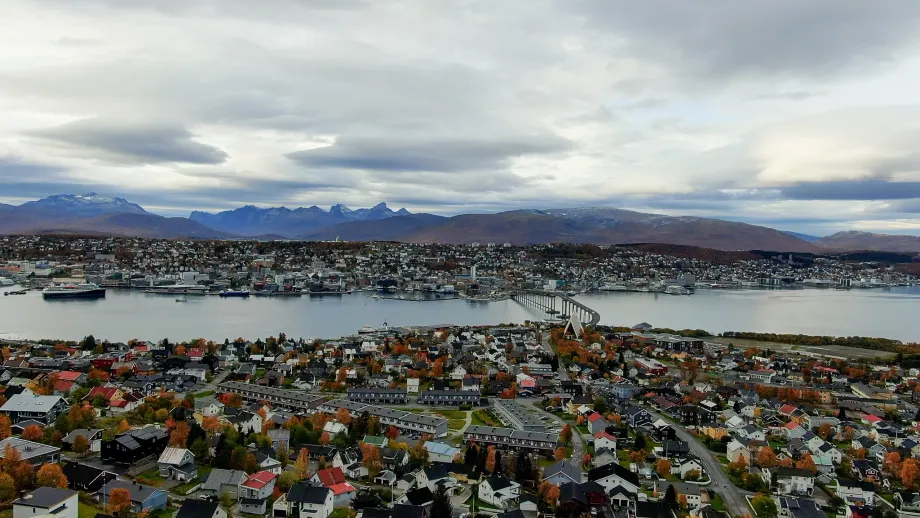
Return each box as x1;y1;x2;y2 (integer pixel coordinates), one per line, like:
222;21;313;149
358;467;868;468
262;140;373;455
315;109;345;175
3;193;920;253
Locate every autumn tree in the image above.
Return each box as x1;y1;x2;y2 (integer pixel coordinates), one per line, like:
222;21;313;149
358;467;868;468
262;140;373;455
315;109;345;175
902;458;920;489
884;452;903;476
728;455;748;477
202;415;221;434
36;464;68;488
118;419;131;434
360;444;382;478
817;423;833;441
485;446;497;473
21;425;44;442
0;415;11;440
0;472;14;502
757;446;777;468
295;448;310;480
107;487;132;516
73;434;90;456
386;425;399;440
169;421;190;447
751;494;778;518
559;425;573;446
795;453;817;474
656;458;672;478
335;408;352;426
554;447;566;461
319;432;332;445
582;454;592;468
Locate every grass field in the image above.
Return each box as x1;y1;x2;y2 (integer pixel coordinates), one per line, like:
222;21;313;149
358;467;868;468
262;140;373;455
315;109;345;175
448;419;466;430
471;410;497;427
79;502;105;518
136;468;166;487
436;410;468;420
710;336;895;360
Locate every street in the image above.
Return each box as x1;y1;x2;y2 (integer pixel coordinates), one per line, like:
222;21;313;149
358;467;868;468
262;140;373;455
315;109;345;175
644;407;752;517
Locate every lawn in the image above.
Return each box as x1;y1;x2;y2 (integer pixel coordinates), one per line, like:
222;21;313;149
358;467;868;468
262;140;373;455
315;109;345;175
194;390;215;398
79;502;105;518
0;509;11;518
150;509;176;518
448;419;466;431
709;491;726;512
393;407;425;413
575;425;590;435
471;410;497;427
136;468;166;487
172;479;201;495
437;410;468;420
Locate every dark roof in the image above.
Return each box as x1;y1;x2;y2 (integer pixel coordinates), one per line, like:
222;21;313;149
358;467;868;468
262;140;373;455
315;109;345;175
287;482;331;504
776;467;817;478
176;500;220;518
403;487;434;506
588;462;640;487
360;509;393;518
99;480;163;503
484;474;515;491
636;502;671;518
392;504;425;518
62;462;115;486
13;487;76;508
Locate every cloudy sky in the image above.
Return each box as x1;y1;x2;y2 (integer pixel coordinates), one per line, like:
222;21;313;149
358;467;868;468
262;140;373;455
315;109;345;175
3;1;920;235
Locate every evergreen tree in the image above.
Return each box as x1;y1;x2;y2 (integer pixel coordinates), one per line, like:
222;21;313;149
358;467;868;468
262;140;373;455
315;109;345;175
477;444;488;472
465;443;478;466
516;452;533;480
494;450;504;475
838;407;847;420
431;484;453;518
635;433;647;450
664;485;677;507
82;335;96;351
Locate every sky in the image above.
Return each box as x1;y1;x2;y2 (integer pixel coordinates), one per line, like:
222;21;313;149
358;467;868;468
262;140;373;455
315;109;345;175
3;1;920;236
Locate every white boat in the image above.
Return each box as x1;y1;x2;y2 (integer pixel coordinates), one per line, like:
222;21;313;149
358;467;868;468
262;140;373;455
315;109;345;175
664;285;690;295
358;325;376;334
175;296;187;303
42;282;106;300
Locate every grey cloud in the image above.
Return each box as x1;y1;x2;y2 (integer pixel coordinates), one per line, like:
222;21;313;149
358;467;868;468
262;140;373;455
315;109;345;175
30;118;228;165
0;157;64;181
780;180;920;201
576;1;920;83
286;135;572;173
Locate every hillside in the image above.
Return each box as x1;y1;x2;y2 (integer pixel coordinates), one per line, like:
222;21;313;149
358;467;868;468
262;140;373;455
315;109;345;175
816;231;920;253
300;214;447;241
190;202;411;236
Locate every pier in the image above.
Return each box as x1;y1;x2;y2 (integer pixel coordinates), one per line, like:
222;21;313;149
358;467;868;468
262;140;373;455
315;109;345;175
511;290;601;327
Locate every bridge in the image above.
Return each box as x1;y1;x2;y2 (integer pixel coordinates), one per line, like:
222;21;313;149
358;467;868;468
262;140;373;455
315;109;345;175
511;290;601;327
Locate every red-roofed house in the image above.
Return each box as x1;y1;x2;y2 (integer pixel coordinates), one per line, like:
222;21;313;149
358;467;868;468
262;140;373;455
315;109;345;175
594;431;617;452
53;380;75;395
779;404;798;416
863;414;883;425
56;371;87;384
188;349;204;359
239;470;277;515
85;386;123;405
587;412;609;434
311;467;356;507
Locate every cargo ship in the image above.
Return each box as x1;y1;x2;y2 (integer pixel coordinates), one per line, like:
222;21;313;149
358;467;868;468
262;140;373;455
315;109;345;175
219;289;250;298
42;283;107;300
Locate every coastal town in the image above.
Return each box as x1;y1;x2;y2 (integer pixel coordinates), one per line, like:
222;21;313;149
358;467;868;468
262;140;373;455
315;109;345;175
0;311;916;518
0;236;916;298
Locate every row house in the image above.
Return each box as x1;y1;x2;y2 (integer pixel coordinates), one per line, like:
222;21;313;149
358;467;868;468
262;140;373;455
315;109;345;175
462;425;559;452
318;400;449;437
347;388;409;405
418;390;480;406
218;381;325;413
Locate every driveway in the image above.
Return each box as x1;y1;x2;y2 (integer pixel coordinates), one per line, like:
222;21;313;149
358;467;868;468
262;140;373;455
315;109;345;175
644;407;752;517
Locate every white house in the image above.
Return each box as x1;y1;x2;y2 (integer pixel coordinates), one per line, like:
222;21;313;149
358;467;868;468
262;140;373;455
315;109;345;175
424;441;460;464
594;432;617;453
766;467;815;496
157;448;198;481
278;484;333;518
194;398;224;417
451;366;468;380
13;487;78;518
835;479;876;506
407;378;420;394
478;474;520;509
674;457;705;480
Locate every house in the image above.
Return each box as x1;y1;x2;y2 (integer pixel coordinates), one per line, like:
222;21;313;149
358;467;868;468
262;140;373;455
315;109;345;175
0;391;67;424
674;457;705;480
423;441;460;464
593;448;618;468
835;479;876;506
594;432;617;452
416;465;453;493
194;397;225;417
157;448;198;481
62;429;103;453
200;469;248;500
624;405;652;428
727;439;752;465
851;460;881;482
541;459;582;486
176;500;227;518
479;474;520;509
587;413;609;434
13;487;77;518
101;427;169;465
588;462;641;494
636;502;671;518
395;486;434;508
766;467;815;496
254;449;283;475
0;437;61;466
895;492;920;518
268;429;291;451
225;410;262;434
311;467;356;507
61;462;117;493
98;480;168;513
239;471;277;514
381;447;409;471
558;481;610;515
279;483;333;518
777;497;825;518
657;482;702;510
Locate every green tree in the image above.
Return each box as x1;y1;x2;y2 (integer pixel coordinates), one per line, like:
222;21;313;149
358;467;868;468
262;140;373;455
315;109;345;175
190;437;211;464
664;485;677;507
752;494;778;518
82;335;96;351
431;483;453;518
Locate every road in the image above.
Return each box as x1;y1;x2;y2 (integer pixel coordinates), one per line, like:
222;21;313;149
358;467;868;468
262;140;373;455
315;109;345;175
540;330;570;381
644;407;751;517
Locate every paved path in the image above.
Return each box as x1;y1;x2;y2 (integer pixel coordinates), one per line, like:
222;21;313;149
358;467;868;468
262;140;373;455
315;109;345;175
644;407;752;517
529;401;583;462
456;410;473;435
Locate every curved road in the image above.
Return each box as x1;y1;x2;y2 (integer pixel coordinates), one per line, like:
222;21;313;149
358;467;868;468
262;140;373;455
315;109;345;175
644;407;751;517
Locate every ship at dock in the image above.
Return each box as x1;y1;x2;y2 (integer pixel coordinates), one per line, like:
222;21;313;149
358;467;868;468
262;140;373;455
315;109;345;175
219;289;250;298
42;283;107;300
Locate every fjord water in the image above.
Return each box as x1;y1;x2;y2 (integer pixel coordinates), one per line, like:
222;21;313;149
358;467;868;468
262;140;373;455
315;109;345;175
0;287;918;343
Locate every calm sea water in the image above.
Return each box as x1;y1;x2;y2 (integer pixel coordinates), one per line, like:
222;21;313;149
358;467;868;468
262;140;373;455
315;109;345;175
0;286;918;343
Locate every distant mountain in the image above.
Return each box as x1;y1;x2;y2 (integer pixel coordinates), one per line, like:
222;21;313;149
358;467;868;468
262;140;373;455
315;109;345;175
816;231;920;253
20;193;147;217
394;208;821;252
300;213;447;241
190;202;411;236
782;231;822;243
